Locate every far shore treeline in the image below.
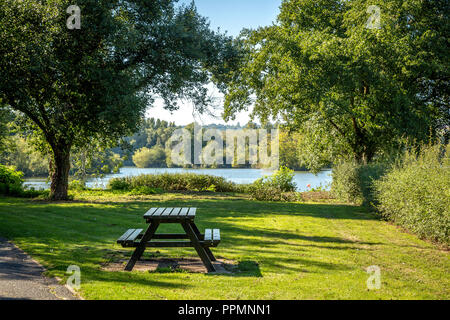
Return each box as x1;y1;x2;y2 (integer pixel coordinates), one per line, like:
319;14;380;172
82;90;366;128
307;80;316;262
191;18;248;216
0;117;312;179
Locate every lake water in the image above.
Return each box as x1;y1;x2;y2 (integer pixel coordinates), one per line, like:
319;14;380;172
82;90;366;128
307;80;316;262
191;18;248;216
24;167;332;192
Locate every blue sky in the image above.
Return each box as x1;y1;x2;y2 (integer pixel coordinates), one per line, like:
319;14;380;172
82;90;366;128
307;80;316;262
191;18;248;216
180;0;282;36
148;0;282;125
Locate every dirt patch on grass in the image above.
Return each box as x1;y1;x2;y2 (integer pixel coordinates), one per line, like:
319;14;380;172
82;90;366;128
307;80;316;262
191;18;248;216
102;257;238;274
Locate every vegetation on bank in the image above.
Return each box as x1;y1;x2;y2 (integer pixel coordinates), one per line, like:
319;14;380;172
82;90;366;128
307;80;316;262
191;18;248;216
108;172;239;193
375;145;450;246
331;144;450;246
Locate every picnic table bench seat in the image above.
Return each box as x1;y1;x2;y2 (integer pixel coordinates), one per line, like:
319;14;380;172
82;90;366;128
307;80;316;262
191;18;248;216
117;228;143;246
117;228;221;248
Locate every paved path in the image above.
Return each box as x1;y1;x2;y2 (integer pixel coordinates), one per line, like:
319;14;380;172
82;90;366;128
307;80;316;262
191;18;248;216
0;238;79;300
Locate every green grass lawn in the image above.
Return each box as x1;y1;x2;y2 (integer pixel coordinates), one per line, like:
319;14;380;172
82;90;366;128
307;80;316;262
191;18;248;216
0;192;448;300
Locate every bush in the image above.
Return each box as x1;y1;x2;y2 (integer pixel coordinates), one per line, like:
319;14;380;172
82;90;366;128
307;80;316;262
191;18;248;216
269;166;297;192
108;178;131;191
68;179;86;191
331;161;388;206
249;167;299;201
0;164;48;198
374;145;450;246
108;173;239;193
0;164;24;196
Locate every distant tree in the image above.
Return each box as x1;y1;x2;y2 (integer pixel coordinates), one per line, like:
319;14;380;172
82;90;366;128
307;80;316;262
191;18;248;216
221;0;449;169
133;146;166;168
71;140;123;181
0;135;49;177
278;130;304;170
0;0;237;199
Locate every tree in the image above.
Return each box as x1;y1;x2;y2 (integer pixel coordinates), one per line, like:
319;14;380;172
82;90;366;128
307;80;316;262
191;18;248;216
0;135;49;177
133;146;166;168
221;0;449;168
0;0;236;199
0;107;10;153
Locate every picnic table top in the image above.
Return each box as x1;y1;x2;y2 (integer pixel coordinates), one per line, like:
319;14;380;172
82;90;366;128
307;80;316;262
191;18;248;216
143;207;197;220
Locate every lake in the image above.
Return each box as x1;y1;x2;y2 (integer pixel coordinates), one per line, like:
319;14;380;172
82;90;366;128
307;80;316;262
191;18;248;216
24;167;332;192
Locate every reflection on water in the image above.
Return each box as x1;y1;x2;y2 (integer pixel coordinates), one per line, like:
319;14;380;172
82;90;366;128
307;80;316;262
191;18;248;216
24;167;332;192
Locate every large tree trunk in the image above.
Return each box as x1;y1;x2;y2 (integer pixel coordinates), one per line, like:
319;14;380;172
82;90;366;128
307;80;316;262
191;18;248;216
49;144;71;200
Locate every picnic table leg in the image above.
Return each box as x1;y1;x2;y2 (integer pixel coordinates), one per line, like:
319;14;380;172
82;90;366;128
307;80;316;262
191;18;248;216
125;221;160;271
181;222;216;273
189;222;216;261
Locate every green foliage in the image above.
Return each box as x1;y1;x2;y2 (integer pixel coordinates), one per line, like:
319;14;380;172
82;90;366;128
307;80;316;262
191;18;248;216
0;164;24;196
220;0;449;167
0;107;13;153
108;178;130;191
132;146;166;168
0;164;49;198
0;0;237;199
108;173;238;193
249;167;299;201
129;186;163;196
269;166;297;192
68;180;86;191
375;145;450;245
0;135;49;177
331;161;387;206
71;141;124;180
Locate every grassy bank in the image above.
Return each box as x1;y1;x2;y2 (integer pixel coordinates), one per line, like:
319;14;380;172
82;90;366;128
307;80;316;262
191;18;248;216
0;193;448;300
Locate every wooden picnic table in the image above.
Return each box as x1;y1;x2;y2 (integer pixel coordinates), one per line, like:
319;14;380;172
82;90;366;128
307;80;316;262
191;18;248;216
117;207;221;272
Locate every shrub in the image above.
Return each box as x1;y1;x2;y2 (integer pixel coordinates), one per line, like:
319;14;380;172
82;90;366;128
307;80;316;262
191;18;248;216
0;164;24;196
68;179;86;191
374;144;450;245
249;167;298;201
269;166;297;192
108;178;131;191
108;173;239;193
331;161;388;206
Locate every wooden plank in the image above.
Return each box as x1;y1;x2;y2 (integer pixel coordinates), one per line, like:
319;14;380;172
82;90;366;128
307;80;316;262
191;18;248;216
125;229;143;243
151;234;189;239
179;208;189;216
161;208;173;216
152;208;166;217
204;229;212;241
117;229;135;243
170;208;181;216
145;241;199;247
213;229;220;241
126;241;214;248
187;207;197;218
143;207;158;218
